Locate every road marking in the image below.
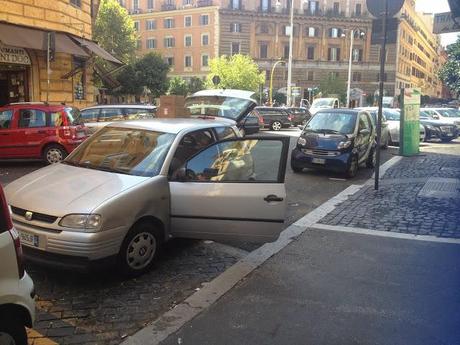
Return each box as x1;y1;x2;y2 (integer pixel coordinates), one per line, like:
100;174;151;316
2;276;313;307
312;223;460;245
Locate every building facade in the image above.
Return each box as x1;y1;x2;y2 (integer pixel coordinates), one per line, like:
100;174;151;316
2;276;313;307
128;0;443;103
0;0;116;107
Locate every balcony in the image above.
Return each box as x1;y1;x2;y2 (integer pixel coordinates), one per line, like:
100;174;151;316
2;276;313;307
304;9;323;16
161;3;177;11
197;0;213;7
129;8;143;14
325;9;345;17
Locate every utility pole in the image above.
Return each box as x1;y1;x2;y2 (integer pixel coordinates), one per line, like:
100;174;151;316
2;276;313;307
346;30;354;108
286;0;294;107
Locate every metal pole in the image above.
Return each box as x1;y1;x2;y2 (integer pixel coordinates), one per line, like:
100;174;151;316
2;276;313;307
346;30;354;108
270;60;284;106
286;0;294;107
47;32;50;103
374;0;388;191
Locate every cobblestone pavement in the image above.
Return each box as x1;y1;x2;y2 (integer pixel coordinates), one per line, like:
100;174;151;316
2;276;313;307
319;152;460;238
26;240;241;345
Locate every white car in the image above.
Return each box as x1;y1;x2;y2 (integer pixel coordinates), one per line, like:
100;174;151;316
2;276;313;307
420;108;460;129
384;109;426;144
309;98;340;115
0;185;35;345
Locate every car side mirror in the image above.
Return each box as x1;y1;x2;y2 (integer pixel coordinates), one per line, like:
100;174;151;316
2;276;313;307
359;128;370;136
432;114;440;120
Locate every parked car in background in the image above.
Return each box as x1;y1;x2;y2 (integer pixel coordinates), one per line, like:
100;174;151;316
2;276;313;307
355;107;391;148
420;113;458;142
253;107;292;131
420;108;460;129
239;111;264;136
291;109;376;178
0;184;35;345
5;97;290;277
383;108;426;145
284;107;312;126
80;105;157;135
0;102;88;164
309;98;340;115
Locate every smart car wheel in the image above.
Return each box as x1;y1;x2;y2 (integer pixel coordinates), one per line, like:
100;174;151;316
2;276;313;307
0;320;27;345
43;144;66;164
118;222;161;277
346;155;358;178
270;121;282;131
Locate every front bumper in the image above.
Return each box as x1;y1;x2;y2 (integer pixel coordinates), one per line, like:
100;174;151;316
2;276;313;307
291;147;352;173
425;127;458;141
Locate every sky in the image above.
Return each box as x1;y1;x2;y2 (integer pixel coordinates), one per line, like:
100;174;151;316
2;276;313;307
416;0;458;46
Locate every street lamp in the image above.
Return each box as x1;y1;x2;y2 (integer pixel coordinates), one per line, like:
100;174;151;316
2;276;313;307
343;29;366;108
270;59;286;106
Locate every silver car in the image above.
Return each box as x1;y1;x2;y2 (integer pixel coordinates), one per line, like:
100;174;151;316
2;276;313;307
5;96;289;276
384;109;426;144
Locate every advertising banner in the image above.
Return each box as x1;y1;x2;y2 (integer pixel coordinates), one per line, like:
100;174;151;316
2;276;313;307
399;88;421;156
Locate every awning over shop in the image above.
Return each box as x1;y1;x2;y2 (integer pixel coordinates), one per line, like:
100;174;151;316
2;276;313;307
0;22;88;57
70;36;123;65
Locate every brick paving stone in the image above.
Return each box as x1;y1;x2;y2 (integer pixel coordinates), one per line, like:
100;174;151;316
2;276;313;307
27;239;240;345
319;153;460;238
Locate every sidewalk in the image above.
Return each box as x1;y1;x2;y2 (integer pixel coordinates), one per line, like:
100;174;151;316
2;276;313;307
124;152;460;345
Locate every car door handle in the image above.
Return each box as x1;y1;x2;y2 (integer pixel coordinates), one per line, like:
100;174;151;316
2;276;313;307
264;194;284;203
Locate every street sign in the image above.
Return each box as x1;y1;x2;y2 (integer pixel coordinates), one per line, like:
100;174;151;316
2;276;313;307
366;0;404;18
434;12;460;34
292;87;301;96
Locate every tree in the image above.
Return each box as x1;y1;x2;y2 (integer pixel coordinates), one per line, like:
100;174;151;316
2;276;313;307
318;76;347;104
168;77;188;96
188;77;205;94
135;53;170;98
439;38;460;97
93;0;137;64
205;54;265;92
114;64;143;96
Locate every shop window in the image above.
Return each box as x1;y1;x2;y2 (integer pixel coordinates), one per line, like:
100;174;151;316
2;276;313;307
19;110;47;128
73;57;86;100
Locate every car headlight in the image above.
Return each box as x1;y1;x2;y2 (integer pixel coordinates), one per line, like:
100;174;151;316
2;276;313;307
337;140;352;150
297;137;307;146
59;214;102;230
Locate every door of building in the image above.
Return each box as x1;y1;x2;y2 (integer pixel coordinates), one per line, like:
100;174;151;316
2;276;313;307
0;68;29;106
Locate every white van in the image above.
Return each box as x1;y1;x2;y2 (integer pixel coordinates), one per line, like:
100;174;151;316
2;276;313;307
309;98;340;115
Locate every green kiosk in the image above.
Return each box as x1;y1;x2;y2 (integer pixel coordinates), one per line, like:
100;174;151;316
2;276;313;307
399;88;421;156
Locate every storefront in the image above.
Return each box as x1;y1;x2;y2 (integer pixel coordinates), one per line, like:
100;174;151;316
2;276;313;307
0;45;31;106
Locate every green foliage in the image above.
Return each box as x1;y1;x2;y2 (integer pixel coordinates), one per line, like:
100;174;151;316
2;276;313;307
319;75;347;104
439;38;460;96
168;77;188;96
188;77;205;94
93;0;137;64
115;53;169;97
205;54;265;92
273;92;286;105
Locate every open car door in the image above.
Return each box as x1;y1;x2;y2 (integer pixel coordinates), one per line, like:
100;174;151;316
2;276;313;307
169;137;289;243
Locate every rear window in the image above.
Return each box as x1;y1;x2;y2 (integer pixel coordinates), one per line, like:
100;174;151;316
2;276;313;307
125;108;156;120
81;109;99;122
100;108;125;122
0;110;13;129
256;108;286;116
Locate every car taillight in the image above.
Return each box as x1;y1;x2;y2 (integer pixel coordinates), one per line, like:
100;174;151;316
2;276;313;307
288;115;293;121
258;115;264;124
61;126;77;139
9;228;25;278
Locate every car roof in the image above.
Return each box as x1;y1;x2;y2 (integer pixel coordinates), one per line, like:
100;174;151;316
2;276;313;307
106;117;236;134
190;89;256;103
82;104;157;111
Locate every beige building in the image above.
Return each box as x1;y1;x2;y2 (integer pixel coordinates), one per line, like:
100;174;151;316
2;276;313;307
0;0;119;107
128;0;443;102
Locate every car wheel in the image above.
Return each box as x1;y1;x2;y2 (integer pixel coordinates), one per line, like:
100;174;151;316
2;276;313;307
366;148;376;169
43;144;66;164
270;121;282;131
118;222;161;277
0;320;27;345
346;155;358;178
291;162;303;173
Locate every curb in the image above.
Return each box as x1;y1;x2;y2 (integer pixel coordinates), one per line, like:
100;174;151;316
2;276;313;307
121;156;403;345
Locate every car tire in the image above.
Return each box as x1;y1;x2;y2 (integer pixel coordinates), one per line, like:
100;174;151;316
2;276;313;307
270;121;282;131
366;148;376;169
118;222;161;277
346;155;358;178
43;144;67;164
0;319;27;345
291;162;303;173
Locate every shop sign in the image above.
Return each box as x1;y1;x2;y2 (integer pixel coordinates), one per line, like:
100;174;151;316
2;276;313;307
0;44;31;65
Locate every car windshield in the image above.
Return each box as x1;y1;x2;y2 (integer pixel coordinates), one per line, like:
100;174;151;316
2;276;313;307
65;107;82;125
305;112;357;135
184;96;254;121
63;127;176;177
383;109;400;121
312;99;333;107
436;109;460;118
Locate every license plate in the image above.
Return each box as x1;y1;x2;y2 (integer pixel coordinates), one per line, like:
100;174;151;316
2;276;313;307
312;158;326;164
447;133;453;136
19;231;39;247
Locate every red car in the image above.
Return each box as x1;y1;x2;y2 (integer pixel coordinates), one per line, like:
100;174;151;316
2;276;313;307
0;103;88;164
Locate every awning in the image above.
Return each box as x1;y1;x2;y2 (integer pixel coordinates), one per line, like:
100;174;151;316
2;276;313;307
0;22;88;57
71;36;123;65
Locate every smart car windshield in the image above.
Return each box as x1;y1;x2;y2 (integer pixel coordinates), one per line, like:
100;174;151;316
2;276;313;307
184;96;254;121
63;127;176;177
305;112;357;135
